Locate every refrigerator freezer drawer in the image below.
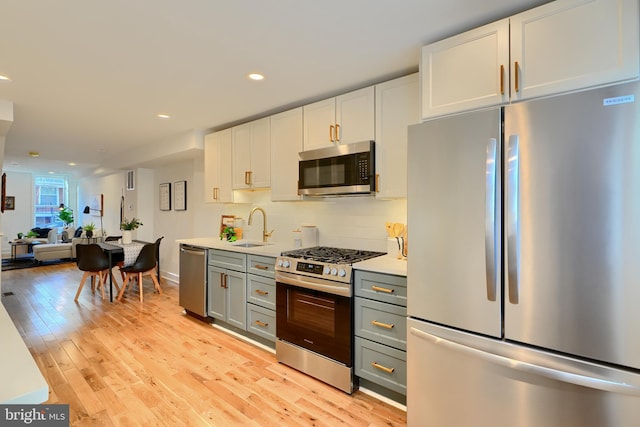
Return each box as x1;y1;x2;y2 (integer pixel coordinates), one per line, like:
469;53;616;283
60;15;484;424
407;318;640;427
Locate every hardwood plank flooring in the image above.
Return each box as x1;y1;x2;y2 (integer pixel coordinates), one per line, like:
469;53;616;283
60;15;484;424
1;263;407;426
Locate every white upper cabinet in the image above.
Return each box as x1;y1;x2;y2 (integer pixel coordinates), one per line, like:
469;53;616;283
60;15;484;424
232;117;271;190
303;86;375;150
421;19;510;119
375;73;420;199
204;129;233;203
270;107;303;201
511;0;639;101
421;0;639;119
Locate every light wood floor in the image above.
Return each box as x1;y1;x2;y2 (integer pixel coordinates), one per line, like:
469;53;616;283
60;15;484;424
1;262;407;426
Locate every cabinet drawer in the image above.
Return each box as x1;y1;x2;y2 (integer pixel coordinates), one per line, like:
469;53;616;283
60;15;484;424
354;271;407;306
247;255;276;279
355;297;407;351
247;274;276;310
208;249;246;272
355;337;406;396
246;304;276;342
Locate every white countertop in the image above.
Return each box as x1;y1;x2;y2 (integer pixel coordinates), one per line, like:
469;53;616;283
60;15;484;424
176;238;296;258
0;302;49;404
353;255;408;277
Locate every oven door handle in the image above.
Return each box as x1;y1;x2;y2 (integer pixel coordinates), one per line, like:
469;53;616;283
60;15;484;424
276;273;351;297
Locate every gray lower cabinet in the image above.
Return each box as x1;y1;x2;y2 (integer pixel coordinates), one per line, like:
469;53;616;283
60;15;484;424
354;270;407;397
207;249;247;330
246;254;277;342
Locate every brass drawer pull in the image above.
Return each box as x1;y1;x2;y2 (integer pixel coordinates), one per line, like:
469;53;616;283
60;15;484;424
372;320;394;329
371;362;395;374
254;320;269;328
254;264;269;270
371;285;394;294
255;289;269;296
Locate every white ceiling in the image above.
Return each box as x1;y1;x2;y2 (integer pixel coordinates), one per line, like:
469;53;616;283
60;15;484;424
0;0;549;176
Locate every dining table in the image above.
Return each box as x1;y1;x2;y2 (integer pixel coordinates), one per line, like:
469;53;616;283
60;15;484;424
97;241;146;302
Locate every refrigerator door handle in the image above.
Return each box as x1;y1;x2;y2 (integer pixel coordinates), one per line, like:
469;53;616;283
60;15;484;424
485;138;498;301
409;326;640;397
507;135;520;304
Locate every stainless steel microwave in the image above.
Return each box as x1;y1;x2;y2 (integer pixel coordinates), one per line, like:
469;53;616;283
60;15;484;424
298;140;375;197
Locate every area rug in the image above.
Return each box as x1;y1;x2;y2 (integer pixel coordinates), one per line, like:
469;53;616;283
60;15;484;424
1;257;74;271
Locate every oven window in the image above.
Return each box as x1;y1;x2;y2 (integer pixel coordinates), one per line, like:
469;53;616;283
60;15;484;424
276;283;352;365
288;289;336;335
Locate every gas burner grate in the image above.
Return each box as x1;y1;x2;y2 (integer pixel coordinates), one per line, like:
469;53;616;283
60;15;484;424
281;246;385;264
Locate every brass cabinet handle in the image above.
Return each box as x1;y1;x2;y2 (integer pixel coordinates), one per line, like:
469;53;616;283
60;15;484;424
335;124;340;142
255;289;269;296
254;320;269;327
514;61;520;93
329;125;335;142
220;273;225;288
375;174;380;192
371;285;394;294
254;264;269;270
371;320;395;329
245;171;252;185
371;362;395;374
500;64;504;95
213;187;219;200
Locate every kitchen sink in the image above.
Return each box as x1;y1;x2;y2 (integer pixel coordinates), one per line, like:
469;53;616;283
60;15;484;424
232;241;270;248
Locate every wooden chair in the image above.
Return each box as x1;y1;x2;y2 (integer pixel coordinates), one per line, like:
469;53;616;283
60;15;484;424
74;244;115;302
116;241;162;302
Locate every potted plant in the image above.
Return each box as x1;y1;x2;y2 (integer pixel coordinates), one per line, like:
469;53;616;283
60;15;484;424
58;207;74;227
120;217;143;244
83;222;96;238
24;230;38;243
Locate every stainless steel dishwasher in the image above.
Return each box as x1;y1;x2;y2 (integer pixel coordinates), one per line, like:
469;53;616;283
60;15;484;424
179;244;207;317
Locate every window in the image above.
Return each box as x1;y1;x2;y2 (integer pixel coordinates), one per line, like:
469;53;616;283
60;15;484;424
34;175;68;229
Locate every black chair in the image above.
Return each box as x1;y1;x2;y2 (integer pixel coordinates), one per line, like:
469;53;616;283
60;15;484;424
116;241;162;302
154;236;164;281
74;244;116;302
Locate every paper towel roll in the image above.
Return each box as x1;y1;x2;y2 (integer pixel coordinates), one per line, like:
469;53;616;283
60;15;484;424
301;225;317;247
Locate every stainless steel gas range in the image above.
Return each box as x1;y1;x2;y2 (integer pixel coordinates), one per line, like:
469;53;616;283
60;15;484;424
275;246;385;393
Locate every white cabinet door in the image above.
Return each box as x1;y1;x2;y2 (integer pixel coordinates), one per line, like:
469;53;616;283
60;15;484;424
303;98;335;150
249;117;271;189
303;86;375;150
511;0;639;101
204;129;233;203
335;86;375;145
420;19;509;120
232;117;271;190
375;73;419;199
270;108;303;201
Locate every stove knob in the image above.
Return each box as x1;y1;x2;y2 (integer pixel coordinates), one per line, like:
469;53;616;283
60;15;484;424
283;260;291;268
323;266;331;275
331;268;338;276
338;269;347;277
277;260;283;267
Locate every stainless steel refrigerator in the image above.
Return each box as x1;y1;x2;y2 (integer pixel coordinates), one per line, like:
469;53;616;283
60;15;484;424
407;80;640;426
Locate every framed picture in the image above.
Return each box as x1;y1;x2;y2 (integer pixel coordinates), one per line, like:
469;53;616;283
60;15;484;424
159;183;171;211
89;194;104;217
174;180;187;211
4;196;15;210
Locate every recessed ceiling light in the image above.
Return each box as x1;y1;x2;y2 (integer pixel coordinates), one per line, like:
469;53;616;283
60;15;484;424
68;162;76;166
48;171;55;174
157;114;171;119
28;151;40;158
248;73;265;81
0;74;11;81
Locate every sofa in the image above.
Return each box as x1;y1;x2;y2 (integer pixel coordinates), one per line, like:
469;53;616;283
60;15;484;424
32;227;105;263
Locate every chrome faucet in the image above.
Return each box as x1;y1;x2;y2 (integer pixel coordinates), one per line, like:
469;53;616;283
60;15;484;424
248;207;273;242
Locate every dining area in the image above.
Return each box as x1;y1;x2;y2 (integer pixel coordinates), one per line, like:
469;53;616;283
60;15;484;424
74;236;164;303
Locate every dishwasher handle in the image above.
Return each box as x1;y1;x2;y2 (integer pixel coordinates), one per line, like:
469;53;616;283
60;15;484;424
180;246;206;256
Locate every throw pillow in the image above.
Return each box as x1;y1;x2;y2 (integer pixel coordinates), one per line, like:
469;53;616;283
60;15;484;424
61;231;69;243
73;227;83;238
